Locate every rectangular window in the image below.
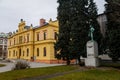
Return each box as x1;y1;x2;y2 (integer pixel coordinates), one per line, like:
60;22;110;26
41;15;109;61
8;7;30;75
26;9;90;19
19;49;21;57
23;51;24;56
10;40;11;46
14;38;15;45
16;51;17;56
19;36;22;44
13;50;15;57
37;33;39;41
37;48;39;56
27;48;29;56
4;39;7;44
54;32;57;40
27;34;29;42
43;32;46;40
4;48;6;50
24;36;26;43
0;39;3;44
43;47;46;56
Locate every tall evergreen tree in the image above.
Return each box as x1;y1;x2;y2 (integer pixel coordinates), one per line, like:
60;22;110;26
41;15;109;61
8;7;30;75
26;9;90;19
105;0;120;61
69;0;89;65
69;0;102;64
55;0;71;65
55;0;102;65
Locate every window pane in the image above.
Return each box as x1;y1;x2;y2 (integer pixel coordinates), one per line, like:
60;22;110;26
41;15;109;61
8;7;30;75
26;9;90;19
27;34;29;42
23;51;24;56
37;48;39;56
44;32;46;40
43;47;46;56
37;33;39;41
14;38;15;45
54;32;57;40
19;49;21;56
19;36;22;44
27;48;29;56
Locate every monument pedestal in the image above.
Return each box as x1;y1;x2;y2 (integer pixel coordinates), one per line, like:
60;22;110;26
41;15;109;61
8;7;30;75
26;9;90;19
85;40;99;67
85;58;99;67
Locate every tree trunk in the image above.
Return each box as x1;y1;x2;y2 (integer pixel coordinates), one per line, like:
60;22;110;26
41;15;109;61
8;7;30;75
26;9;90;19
66;58;70;65
77;57;81;65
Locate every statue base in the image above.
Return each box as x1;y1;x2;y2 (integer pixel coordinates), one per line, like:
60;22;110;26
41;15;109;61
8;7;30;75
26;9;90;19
85;40;99;67
85;58;99;67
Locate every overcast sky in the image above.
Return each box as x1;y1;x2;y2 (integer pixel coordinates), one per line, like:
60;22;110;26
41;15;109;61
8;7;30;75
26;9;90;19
0;0;106;33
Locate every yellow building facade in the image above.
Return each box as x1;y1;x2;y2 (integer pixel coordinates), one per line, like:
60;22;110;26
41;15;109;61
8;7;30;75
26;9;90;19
8;19;59;63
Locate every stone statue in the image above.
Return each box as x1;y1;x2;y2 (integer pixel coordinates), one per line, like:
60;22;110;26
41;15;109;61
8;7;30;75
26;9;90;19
89;25;95;41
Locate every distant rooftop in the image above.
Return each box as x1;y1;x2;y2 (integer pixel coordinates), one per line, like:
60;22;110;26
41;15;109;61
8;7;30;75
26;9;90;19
33;23;48;29
0;32;8;38
24;26;31;30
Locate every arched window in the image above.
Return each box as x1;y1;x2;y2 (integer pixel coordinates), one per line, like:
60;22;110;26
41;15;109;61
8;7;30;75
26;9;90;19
37;48;39;56
43;47;46;56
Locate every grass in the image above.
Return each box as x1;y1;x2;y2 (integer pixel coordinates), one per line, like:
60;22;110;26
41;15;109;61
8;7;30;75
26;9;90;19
0;65;77;80
46;69;120;80
46;62;120;80
0;62;120;80
0;64;6;67
100;61;120;69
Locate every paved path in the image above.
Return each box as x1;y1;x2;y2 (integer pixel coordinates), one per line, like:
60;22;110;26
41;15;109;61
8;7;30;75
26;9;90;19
0;61;63;73
29;62;63;68
0;62;14;73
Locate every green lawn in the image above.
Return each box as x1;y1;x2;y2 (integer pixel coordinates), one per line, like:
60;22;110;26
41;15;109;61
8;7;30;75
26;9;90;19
0;64;6;67
0;63;120;80
0;65;77;80
100;62;120;69
46;69;120;80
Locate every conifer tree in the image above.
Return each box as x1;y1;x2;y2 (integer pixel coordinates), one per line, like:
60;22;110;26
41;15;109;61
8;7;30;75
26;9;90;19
55;0;102;65
55;0;71;65
105;0;120;61
69;0;102;64
69;0;89;65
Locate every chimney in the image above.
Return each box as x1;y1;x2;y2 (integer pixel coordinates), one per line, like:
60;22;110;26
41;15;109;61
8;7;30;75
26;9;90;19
40;18;46;26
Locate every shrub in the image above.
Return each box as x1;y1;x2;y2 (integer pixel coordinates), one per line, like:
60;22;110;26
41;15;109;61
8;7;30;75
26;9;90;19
12;60;30;70
79;61;85;66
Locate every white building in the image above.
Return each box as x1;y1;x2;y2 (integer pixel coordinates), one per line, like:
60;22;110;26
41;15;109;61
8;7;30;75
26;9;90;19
0;33;8;59
97;13;107;37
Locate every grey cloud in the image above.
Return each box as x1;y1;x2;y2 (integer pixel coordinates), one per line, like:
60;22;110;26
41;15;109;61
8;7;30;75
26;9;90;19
0;0;105;33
